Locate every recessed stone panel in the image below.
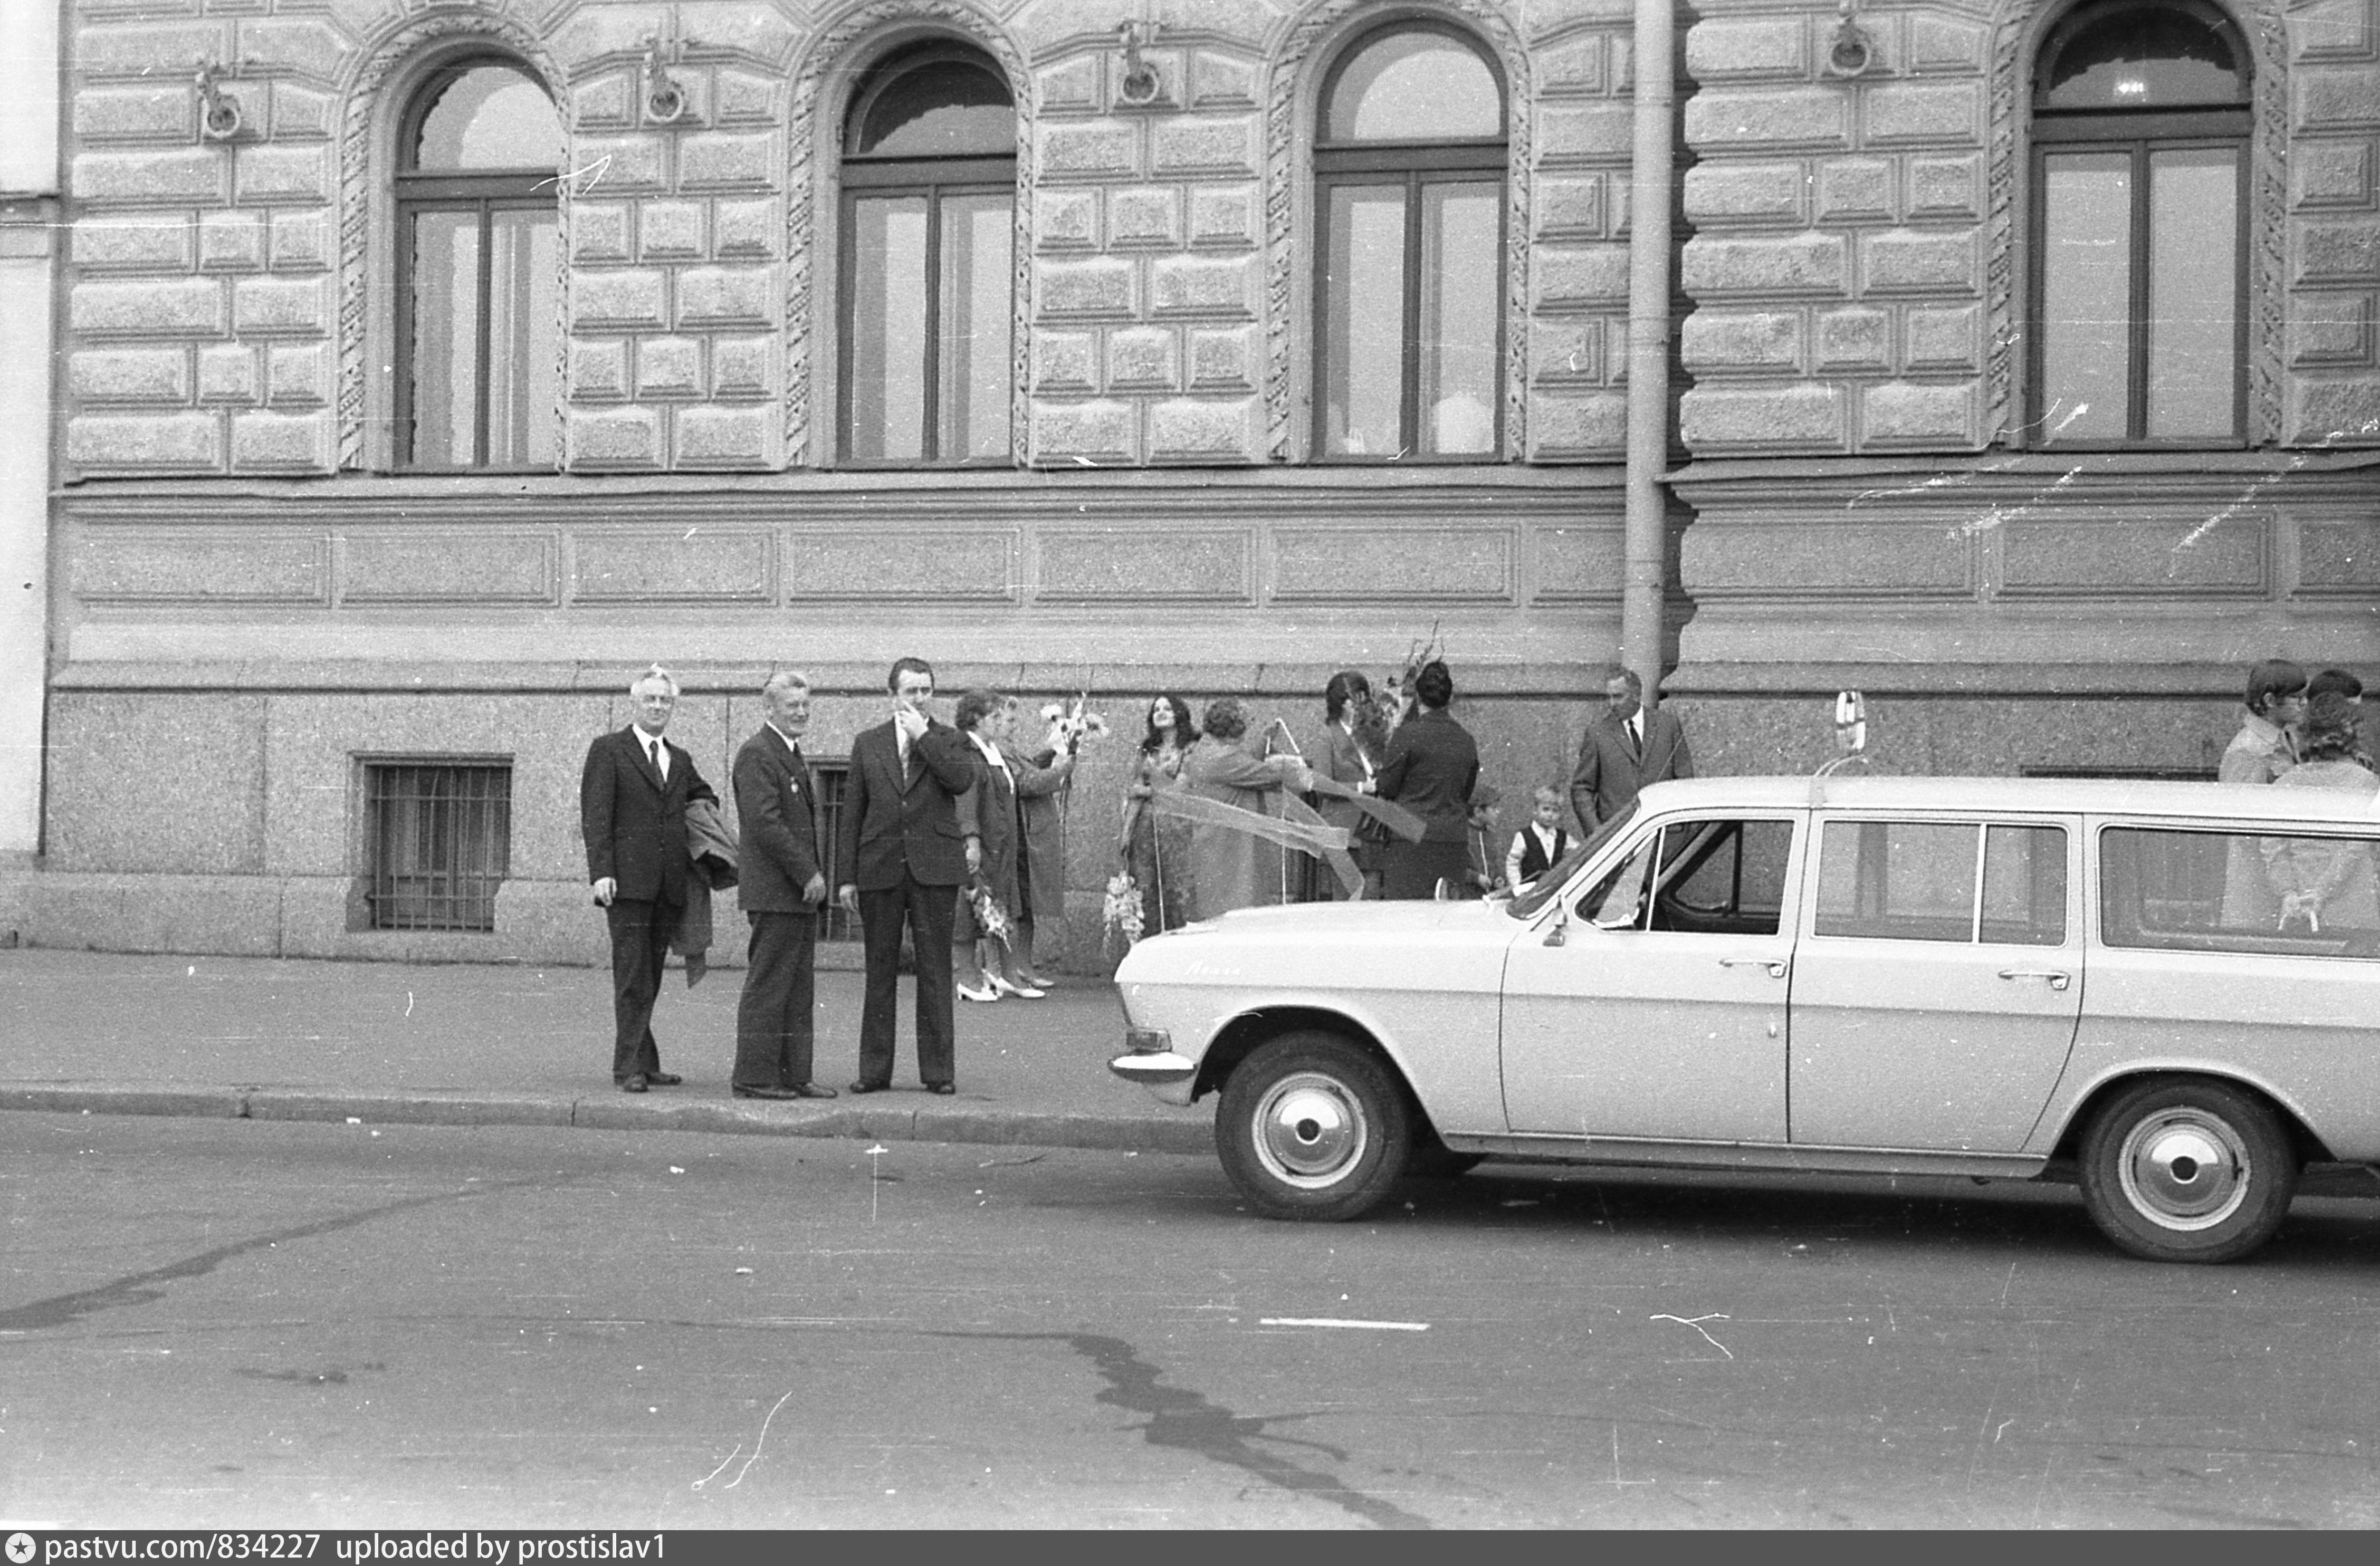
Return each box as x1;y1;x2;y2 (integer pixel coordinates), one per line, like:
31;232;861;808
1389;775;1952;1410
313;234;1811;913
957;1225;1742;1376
1271;527;1516;603
71;529;328;603
1683;521;1973;599
2000;516;2270;599
2297;518;2380;596
1036;528;1251;602
341;532;558;604
573;530;773;603
782;529;1018;602
1532;525;1626;603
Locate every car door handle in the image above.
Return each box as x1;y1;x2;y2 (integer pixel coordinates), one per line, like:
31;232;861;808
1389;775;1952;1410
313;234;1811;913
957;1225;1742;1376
1997;967;2071;991
1718;957;1789;978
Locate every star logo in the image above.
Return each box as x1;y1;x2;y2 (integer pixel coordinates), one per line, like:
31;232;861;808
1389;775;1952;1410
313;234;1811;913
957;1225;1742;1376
6;1533;36;1565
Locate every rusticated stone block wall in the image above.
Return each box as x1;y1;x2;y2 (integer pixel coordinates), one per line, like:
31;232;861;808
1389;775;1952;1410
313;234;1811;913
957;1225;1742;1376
1527;22;1636;460
2286;0;2380;445
1679;4;1991;455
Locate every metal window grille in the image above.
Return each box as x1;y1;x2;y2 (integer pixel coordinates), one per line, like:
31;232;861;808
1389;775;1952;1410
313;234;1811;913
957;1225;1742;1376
365;761;511;931
813;762;862;943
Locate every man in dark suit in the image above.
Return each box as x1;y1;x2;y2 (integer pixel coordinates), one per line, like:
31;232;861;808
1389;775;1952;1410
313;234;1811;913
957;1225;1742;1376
581;665;718;1093
1569;667;1694;834
1375;660;1481;899
835;656;978;1095
729;670;836;1101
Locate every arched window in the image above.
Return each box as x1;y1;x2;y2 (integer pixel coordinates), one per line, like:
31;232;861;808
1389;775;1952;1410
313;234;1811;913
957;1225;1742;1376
393;59;565;469
2029;0;2249;446
838;43;1016;465
1314;24;1507;462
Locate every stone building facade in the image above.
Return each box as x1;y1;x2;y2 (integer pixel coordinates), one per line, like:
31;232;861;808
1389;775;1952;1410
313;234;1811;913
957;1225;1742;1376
13;0;2378;967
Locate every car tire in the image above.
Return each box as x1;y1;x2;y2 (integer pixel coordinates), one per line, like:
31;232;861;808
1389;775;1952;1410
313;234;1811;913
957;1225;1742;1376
1216;1033;1411;1221
2078;1079;2298;1264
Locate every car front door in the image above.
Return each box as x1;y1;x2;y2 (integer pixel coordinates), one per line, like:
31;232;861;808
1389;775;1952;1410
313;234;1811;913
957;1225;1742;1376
1500;813;1803;1142
1788;815;2083;1151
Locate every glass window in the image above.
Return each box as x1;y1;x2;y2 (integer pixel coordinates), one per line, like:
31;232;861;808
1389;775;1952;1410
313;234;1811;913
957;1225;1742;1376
839;45;1015;465
1580;819;1793;937
1314;25;1505;462
2029;1;2248;447
2102;828;2380;956
1816;821;2070;945
394;60;562;470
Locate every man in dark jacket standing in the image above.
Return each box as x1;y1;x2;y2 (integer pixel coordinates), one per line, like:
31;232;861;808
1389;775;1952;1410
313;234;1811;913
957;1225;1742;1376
1569;668;1694;834
729;670;836;1101
836;656;978;1095
582;665;717;1093
1375;660;1482;899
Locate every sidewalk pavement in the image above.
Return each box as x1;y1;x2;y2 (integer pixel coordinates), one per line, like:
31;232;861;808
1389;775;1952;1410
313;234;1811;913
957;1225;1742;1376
0;947;1213;1156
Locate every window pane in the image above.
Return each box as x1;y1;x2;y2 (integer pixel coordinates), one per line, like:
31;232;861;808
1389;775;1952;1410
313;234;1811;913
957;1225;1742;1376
408;209;478;467
2102;828;2380;956
2040;7;2244;111
1815;821;1980;942
1651;820;1793;936
1420;182;1499;456
848;196;930;460
2146;146;2238;438
939;193;1013;460
413;66;563;172
852;57;1012;157
1323;185;1407;457
2039;152;2132;441
486;208;558;467
1326;31;1501;141
1982;825;2068;945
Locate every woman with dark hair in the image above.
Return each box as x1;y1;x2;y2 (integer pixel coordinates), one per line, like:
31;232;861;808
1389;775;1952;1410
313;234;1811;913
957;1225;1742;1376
1179;697;1313;920
1118;694;1197;934
1318;670;1383;899
1375;659;1481;899
2261;690;2378;934
949;688;1017;1002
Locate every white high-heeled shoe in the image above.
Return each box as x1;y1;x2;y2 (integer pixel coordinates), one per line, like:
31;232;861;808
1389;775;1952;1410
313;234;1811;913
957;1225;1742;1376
986;972;1045;999
957;977;999;1003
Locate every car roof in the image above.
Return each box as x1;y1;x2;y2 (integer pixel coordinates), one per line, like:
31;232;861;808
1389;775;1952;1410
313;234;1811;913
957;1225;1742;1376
1633;773;2380;827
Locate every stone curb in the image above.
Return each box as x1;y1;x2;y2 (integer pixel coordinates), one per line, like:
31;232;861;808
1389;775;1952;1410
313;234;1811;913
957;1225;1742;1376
0;1081;1212;1157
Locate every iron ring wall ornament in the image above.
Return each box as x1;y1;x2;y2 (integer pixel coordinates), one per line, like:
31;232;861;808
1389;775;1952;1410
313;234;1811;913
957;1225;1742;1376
1116;20;1164;107
1823;0;1877;78
196;59;244;140
643;26;693;126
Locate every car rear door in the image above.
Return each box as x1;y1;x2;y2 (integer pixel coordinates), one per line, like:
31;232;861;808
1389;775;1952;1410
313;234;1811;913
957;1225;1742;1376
1788;813;2083;1151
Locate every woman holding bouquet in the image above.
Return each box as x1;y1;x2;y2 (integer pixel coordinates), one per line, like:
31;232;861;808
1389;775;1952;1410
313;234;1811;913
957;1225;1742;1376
1319;670;1384;900
1119;694;1196;936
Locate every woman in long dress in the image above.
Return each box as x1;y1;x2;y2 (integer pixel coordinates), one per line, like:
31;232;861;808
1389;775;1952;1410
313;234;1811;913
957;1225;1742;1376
2261;691;2379;935
1118;694;1196;934
1177;697;1313;921
1318;670;1382;900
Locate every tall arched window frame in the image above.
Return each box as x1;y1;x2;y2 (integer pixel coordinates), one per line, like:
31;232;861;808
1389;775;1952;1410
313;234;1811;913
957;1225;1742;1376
1312;23;1507;463
2028;0;2249;447
391;57;565;470
837;42;1017;466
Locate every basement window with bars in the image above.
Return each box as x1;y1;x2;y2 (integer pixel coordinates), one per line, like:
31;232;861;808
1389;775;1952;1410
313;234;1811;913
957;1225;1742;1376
364;760;512;931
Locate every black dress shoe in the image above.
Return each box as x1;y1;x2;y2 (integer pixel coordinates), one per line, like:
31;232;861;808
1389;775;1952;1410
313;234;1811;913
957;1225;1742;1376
733;1084;799;1100
646;1072;684;1087
926;1082;957;1096
846;1080;888;1094
621;1073;648;1093
789;1082;838;1099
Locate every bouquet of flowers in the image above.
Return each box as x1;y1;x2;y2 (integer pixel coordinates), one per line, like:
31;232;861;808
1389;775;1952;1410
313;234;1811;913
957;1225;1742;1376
1376;622;1446;731
1040;693;1111;757
968;879;1014;946
1102;870;1145;957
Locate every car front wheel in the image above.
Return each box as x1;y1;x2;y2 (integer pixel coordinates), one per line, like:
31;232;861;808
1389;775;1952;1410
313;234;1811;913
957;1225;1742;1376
1216;1033;1410;1221
2078;1079;2297;1264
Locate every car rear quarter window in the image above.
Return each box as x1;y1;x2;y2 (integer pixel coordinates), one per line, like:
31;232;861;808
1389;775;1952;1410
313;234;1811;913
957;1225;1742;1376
1815;820;2067;946
2099;825;2380;958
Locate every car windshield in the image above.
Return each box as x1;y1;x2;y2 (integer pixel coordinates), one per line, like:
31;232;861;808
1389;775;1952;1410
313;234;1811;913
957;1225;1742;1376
1506;799;1639;918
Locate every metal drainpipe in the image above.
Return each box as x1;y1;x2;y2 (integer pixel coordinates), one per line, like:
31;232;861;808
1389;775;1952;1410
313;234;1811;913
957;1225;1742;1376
1621;0;1678;705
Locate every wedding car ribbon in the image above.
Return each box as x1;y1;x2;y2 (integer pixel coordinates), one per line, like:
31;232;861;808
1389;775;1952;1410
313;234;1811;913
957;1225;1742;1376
1151;790;1363;900
1305;773;1428;843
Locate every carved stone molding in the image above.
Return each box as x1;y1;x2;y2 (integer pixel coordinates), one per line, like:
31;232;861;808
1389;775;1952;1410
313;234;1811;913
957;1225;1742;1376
1984;0;2286;444
783;3;1035;464
337;12;571;471
1264;0;1533;462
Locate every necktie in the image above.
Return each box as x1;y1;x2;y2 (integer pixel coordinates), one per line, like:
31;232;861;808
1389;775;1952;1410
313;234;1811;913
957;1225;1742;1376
1627;718;1642;761
646;736;664;779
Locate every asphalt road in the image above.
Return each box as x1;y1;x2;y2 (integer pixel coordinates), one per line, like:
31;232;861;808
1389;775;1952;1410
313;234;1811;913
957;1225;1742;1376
3;1115;2377;1529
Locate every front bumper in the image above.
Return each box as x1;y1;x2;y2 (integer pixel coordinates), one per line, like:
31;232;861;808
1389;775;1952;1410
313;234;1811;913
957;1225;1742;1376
1108;1033;1198;1106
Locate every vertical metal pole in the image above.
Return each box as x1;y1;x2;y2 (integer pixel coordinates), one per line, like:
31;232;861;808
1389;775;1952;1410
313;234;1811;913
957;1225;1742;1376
1622;0;1678;706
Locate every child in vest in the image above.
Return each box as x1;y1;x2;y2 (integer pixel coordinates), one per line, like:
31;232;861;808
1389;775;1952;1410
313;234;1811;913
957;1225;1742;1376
1504;785;1572;891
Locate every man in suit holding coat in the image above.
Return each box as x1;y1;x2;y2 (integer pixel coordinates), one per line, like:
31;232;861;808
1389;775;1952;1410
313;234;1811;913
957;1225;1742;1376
1569;668;1694;834
836;656;978;1095
581;665;718;1093
730;670;836;1100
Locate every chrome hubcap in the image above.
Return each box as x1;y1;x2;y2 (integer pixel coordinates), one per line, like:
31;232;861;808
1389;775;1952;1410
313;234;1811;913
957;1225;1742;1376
1250;1072;1369;1188
2118;1109;2250;1231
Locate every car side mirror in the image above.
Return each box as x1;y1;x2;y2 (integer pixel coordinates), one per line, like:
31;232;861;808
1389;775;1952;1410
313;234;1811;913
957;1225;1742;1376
1544;905;1569;946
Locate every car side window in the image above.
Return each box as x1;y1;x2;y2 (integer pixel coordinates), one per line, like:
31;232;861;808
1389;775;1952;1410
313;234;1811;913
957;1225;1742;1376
2101;825;2380;958
1815;820;2067;945
1577;818;1792;936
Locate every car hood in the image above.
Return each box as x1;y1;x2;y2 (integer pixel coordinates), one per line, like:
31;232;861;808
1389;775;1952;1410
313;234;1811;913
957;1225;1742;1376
1115;898;1520;988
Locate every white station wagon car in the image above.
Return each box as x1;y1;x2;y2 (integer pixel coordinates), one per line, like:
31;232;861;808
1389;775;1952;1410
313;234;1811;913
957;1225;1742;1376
1110;775;2380;1263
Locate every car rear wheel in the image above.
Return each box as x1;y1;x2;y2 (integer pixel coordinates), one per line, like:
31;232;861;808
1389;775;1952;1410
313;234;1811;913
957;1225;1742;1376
2079;1080;2297;1264
1216;1033;1410;1221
